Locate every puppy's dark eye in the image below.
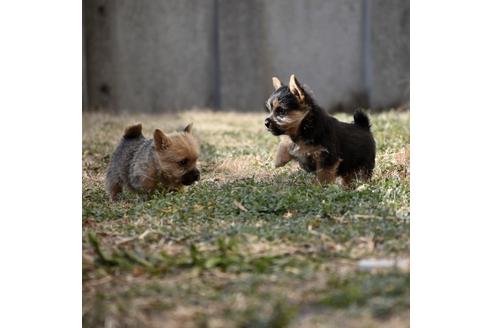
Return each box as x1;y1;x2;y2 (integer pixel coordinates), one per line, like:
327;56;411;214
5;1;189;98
178;159;188;166
276;107;286;116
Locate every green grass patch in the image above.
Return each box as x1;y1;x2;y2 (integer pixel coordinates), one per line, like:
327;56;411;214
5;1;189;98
83;110;409;327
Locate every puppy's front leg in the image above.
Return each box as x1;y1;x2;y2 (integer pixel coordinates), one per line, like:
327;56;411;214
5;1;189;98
129;165;158;192
274;139;294;168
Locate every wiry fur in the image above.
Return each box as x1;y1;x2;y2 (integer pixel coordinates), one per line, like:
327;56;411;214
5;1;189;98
106;123;200;201
123;123;143;138
353;109;371;130
265;75;376;185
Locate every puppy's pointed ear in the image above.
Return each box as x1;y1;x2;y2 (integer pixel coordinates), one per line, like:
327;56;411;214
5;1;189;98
154;129;172;150
289;74;305;103
272;77;283;91
183;123;193;133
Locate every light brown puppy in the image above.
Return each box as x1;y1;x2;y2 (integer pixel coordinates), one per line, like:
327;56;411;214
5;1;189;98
106;123;200;201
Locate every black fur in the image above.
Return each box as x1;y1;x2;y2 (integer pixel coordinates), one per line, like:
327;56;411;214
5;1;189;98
353;109;371;130
123;124;143;139
265;86;300;113
297;105;375;178
266;80;376;180
181;168;200;185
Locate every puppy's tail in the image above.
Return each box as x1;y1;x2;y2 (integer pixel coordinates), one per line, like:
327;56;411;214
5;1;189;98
353;110;371;130
123;123;143;139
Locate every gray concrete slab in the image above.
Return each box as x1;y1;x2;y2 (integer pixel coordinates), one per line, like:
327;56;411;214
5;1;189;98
83;0;410;112
370;0;410;109
84;0;215;113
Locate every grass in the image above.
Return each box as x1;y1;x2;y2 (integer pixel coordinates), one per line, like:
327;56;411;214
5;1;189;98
83;109;409;327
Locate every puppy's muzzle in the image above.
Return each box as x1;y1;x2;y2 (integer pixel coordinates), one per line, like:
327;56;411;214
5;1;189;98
265;117;282;136
181;168;200;186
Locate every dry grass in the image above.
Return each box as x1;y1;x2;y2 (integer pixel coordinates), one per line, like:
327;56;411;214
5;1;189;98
83;109;409;328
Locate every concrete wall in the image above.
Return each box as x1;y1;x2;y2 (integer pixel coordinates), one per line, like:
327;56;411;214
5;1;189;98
83;0;409;113
263;0;366;111
370;0;410;108
218;0;269;110
84;0;216;112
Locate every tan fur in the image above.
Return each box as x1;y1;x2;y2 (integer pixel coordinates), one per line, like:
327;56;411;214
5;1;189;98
287;141;342;185
138;165;159;190
342;170;371;188
289;74;305;103
154;129;172;150
275;139;294;167
266;74;376;187
277;110;308;139
316;158;342;184
154;132;200;187
288;141;325;158
272;98;280;109
272;77;283;90
106;123;200;200
342;173;355;187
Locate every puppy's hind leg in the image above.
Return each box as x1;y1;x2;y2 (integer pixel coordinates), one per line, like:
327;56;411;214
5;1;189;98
316;165;339;185
341;172;356;189
316;156;342;185
342;168;372;189
275;139;294;168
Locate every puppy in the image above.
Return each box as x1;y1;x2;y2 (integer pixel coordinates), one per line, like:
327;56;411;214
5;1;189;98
105;123;200;201
265;75;376;185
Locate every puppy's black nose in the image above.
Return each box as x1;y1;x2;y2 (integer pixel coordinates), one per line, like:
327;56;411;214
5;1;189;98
181;168;200;185
193;170;200;182
265;118;271;128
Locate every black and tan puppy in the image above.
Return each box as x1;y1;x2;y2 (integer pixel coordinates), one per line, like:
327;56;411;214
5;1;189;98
264;75;376;185
106;123;200;201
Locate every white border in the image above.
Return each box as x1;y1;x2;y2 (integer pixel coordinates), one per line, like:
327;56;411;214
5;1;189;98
412;1;492;326
0;1;81;327
2;1;492;326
